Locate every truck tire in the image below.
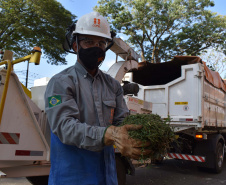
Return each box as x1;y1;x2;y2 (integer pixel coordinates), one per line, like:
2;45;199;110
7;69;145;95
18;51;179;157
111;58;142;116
115;155;127;185
26;176;49;185
213;142;224;173
194;134;225;173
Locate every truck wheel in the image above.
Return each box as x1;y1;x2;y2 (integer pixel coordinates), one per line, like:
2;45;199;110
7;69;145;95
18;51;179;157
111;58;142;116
213;142;224;173
26;176;49;185
115;155;126;185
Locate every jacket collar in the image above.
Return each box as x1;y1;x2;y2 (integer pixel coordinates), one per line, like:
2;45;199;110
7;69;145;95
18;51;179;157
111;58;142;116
75;61;100;79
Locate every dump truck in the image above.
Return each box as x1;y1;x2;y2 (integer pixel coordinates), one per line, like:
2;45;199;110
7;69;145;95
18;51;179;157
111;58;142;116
111;56;226;174
0;38;226;185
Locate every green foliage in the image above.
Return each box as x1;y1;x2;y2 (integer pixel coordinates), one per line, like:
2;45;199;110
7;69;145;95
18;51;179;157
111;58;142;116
121;114;175;160
0;0;76;65
95;0;226;63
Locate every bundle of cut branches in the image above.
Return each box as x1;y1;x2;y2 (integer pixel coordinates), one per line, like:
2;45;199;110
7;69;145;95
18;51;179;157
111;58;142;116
121;114;174;160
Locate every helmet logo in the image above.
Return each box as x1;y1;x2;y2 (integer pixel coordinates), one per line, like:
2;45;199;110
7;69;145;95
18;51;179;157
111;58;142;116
93;18;100;28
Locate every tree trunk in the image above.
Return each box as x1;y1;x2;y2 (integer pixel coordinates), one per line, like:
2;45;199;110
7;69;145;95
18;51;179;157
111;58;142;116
151;47;155;63
141;51;146;62
155;48;160;63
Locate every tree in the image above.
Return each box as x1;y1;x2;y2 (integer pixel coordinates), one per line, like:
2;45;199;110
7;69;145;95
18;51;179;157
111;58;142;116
199;48;226;75
0;0;76;65
95;0;226;63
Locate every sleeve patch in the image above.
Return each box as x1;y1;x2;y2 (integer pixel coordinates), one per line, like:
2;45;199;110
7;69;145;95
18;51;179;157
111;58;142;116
48;95;62;107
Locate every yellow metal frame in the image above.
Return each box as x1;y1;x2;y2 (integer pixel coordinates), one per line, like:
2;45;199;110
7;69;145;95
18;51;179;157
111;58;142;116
0;49;41;124
21;82;32;98
0;60;12;124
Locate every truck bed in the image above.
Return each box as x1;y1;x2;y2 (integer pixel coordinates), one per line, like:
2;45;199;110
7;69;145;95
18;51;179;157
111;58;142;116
130;56;226;132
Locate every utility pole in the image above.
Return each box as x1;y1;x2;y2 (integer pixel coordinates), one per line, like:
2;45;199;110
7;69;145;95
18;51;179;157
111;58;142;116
25;60;29;88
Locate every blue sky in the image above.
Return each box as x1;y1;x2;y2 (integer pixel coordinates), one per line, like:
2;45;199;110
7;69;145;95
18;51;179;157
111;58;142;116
14;0;226;87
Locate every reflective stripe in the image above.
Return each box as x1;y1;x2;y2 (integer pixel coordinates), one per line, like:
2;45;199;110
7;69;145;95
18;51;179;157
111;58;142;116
0;132;20;144
15;150;43;156
168;153;205;162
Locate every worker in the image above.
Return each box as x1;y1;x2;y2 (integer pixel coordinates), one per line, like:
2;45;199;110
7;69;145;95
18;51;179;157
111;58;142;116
45;12;151;185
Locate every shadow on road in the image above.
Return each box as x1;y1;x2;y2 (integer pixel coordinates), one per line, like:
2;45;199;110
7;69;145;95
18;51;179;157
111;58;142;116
126;157;226;185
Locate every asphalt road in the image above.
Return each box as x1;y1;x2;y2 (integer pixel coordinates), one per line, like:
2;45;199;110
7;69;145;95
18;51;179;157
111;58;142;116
126;157;226;185
1;157;226;185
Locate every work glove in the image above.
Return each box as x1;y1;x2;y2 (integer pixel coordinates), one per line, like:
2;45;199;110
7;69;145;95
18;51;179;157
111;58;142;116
103;125;151;160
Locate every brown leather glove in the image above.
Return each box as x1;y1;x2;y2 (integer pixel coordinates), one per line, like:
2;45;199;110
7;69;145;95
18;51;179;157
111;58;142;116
104;124;151;159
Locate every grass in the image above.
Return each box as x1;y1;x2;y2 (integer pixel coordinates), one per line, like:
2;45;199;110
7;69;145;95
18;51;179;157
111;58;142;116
121;114;175;161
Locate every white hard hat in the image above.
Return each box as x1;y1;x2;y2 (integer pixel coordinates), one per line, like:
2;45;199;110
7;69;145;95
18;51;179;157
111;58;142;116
73;12;112;40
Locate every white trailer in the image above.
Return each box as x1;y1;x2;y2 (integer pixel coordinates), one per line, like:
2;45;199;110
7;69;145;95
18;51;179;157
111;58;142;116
0;48;51;184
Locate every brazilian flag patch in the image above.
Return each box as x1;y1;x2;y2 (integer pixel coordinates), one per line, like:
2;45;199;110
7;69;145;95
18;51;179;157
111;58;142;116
48;95;62;107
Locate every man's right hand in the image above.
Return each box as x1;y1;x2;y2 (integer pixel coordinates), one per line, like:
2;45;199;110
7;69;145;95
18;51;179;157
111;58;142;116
104;125;151;159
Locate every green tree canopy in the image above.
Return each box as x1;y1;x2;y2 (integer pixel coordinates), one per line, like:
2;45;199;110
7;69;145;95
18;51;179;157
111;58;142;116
0;0;76;65
200;48;226;75
95;0;226;63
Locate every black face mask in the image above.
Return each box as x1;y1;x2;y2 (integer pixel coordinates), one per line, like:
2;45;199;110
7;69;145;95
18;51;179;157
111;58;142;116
78;47;106;70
